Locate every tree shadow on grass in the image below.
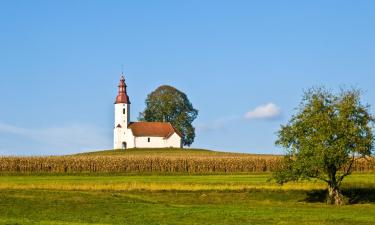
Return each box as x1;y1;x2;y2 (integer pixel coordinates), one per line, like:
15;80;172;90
303;188;375;204
343;188;375;204
303;190;327;203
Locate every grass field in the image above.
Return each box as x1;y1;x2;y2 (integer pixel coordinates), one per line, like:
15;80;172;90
1;149;375;224
1;173;375;225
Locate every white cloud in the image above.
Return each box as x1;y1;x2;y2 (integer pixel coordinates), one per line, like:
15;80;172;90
0;122;112;155
245;103;281;120
196;120;227;132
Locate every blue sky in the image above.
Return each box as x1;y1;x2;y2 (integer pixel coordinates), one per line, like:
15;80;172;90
0;1;374;155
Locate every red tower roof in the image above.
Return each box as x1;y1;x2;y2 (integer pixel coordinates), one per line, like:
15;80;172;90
115;73;131;104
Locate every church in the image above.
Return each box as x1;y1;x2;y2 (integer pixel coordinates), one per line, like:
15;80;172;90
113;74;183;149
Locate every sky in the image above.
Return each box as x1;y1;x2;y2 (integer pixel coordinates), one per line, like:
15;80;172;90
0;0;375;155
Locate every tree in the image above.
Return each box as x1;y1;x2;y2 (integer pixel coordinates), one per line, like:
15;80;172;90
274;87;374;205
139;85;198;146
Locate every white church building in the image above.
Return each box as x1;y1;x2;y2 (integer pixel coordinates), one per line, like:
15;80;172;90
113;74;183;149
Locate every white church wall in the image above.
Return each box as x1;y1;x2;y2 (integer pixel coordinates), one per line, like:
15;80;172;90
114;103;129;126
114;103;130;149
165;133;182;148
133;133;181;148
114;127;126;149
134;136;167;148
125;128;135;149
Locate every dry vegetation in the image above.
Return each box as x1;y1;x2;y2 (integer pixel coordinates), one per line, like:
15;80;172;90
0;148;374;174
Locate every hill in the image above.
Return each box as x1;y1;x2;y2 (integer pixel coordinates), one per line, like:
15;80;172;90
74;148;278;157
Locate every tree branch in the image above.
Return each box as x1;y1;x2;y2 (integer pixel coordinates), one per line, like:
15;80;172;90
337;154;356;186
310;172;330;184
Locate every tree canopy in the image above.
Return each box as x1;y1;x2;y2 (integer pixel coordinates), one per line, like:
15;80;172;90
139;85;198;146
274;87;374;205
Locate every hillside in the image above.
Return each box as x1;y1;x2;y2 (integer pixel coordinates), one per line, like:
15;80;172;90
74;148;279;157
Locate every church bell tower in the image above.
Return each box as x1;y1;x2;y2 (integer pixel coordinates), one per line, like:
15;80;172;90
114;73;131;149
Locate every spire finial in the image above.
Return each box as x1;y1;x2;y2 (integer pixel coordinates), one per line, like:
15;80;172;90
120;65;125;80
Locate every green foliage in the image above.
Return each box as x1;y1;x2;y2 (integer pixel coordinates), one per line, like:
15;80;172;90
275;87;375;204
139;85;198;146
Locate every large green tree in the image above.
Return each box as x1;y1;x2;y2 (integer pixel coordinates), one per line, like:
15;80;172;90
139;85;198;146
274;88;374;205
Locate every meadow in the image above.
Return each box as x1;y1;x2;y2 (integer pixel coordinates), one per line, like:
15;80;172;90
1;174;375;224
1;149;375;225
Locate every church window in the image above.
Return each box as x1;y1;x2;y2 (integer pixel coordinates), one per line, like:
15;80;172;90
148;138;151;142
123;108;126;114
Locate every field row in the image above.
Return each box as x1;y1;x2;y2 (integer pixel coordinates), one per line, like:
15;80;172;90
1;174;374;192
0;154;374;174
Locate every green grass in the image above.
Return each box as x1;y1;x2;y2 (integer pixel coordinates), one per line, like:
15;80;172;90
1;174;375;224
1;174;374;191
2;189;375;225
74;148;279;157
75;148;224;156
1;149;373;224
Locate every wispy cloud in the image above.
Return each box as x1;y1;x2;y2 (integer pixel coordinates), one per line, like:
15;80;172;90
245;103;281;120
0;122;111;155
196;122;225;132
195;116;240;133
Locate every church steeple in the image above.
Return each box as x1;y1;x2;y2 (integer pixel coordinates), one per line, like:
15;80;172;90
115;73;131;104
114;72;131;149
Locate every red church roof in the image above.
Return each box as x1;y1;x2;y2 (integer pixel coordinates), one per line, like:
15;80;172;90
128;122;183;138
115;74;131;104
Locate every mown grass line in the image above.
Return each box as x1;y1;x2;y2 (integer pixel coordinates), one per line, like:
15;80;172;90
0;174;374;192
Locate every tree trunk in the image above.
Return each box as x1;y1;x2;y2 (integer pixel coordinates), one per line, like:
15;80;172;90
327;185;344;205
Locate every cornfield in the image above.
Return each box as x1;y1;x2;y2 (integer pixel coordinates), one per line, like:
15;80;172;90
0;152;374;174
